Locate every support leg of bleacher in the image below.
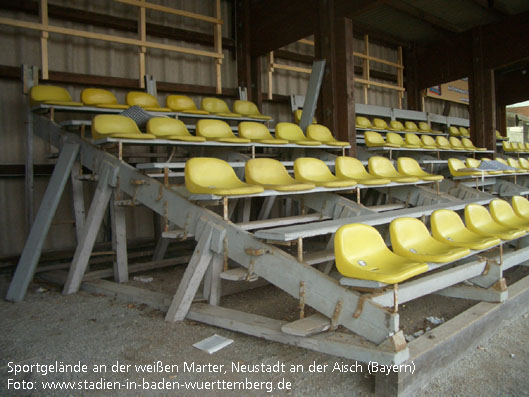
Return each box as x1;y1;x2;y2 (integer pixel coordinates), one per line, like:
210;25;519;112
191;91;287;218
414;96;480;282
6;142;80;302
70;161;86;243
111;191;128;283
63;163;118;294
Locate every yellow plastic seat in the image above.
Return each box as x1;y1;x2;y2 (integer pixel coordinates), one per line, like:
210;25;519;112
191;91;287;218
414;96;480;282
91;115;155;140
201;97;241;117
238;122;287;144
495;158;517;173
245;158;315;192
373;118;389;130
525;142;529;151
387;132;420;149
405;133;431;149
459;127;470;137
146;117;205;142
185;158;263;196
435;136;451;150
29;85;83;107
233;100;271;120
364;131;398;148
421;135;439;149
368;156;419;183
514;142;528;152
466;158;502;175
518;158;529;170
496;130;507;141
404;121;419;132
335;223;428;284
306;124;349;146
335;156;390;185
464;204;526;240
431;210;500;250
507;158;525;172
276;122;321;146
462;138;487;151
447;158;482;177
449;137;465;151
448;126;461;136
195;119;250;143
355;116;373;129
166;95;209;114
397;157;443;181
390;218;470;263
294;158;357;188
388;120;405;131
489;199;529;232
126;91;171;112
418;121;441;134
81;88;129;109
293;109;317;124
512;196;529;221
502;141;515;152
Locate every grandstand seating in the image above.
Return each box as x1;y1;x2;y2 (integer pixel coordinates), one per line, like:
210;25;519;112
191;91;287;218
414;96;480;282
126;91;171;112
293;158;357;188
146;117;205;142
81;88;129;109
91;114;155;140
30;85;83;107
166;95;209;114
201;97;241;117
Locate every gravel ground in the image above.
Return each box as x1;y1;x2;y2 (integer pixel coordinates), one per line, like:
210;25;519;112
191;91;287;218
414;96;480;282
1;272;529;397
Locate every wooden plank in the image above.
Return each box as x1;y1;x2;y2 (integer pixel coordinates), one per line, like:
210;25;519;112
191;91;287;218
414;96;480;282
6;143;79;302
25;108;34;231
39;0;49;79
220;267;250;281
208;253;224;306
281;313;330;336
353;52;404;69
63;164;116;294
355;77;406;91
110;193;128;283
238;213;328;231
272;63;312;74
70;162;86;242
165;225;214;321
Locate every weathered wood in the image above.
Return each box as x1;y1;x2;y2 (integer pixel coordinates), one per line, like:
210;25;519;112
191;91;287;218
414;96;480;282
110;193;128;283
208;253;224;306
237;213;327;231
70;161;86;242
220;267;250;281
281;313;330;336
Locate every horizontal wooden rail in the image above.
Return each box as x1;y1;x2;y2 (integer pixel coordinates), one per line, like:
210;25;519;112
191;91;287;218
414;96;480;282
272;63;312;74
353;51;404;69
355;77;405;91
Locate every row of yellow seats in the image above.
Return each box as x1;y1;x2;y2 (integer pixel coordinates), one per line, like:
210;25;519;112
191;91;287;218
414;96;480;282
91;115;348;146
185;156;443;196
503;141;529;153
356;116;441;134
29;85;271;120
335;197;529;284
365;131;486;151
448;157;529;177
448;126;470;137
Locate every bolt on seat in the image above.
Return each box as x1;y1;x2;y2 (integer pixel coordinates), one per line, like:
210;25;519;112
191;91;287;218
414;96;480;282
126;91;171;112
386;132;420;149
276;122;321;146
431;209;501;250
91;114;155;140
364;131;398;148
335;223;428;284
335;156;390;185
464;204;526;240
81;88;129;109
306;124;349;146
397;157;443;181
294;158;357;188
30;85;83;107
390;217;470;263
368;156;419;183
245;158;315;191
196;119;250;143
166;95;209;114
146;117;205;142
201;97;241;117
185;157;263;196
489;199;529;232
233;100;271;120
238;122;287;144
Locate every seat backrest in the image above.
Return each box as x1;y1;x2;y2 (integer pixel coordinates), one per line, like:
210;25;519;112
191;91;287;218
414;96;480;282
335;156;370;179
81;88;118;106
448;126;460;136
166;95;199;111
294;158;335;181
364;131;386;146
405;121;418;131
276;122;307;141
507;158;521;168
356;116;372;128
490;199;518;222
449;136;463;148
418;121;431;132
459;127;470;137
397;157;423;175
503;141;512;150
373;118;389;129
126;91;160;108
185;157;242;191
307;124;334;142
431;209;466;237
461;138;474;148
92;115;140;137
525;142;529;150
368;156;399;177
233;100;260;116
30;85;73;105
245;158;295;185
335;223;389;269
436;136;451;148
293;109;316;124
496;158;509;166
466;158;481;168
465;204;494;229
147;117;190;137
421;135;436;146
512;196;529;218
405;133;421;146
196;119;235;139
238;122;273;140
447;158;465;172
389;120;404;130
390;217;429;250
519;158;529;169
201;97;231;113
386;132;405;146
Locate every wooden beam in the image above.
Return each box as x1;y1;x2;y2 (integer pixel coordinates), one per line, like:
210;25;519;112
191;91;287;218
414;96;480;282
496;68;529;107
404;46;422;111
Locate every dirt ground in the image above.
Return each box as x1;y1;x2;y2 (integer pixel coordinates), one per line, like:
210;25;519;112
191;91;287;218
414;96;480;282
1;269;529;397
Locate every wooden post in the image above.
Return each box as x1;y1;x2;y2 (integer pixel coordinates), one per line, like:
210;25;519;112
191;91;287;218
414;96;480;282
267;51;274;100
138;0;146;88
40;0;49;79
111;192;128;283
404;46;421;111
214;0;222;94
363;35;369;104
397;46;404;109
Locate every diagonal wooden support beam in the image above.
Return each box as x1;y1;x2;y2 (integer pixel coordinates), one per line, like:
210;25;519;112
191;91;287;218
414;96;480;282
63;163;118;294
6;142;79;302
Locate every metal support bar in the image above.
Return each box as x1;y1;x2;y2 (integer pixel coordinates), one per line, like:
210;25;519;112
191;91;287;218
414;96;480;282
6;143;80;302
299;60;326;132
